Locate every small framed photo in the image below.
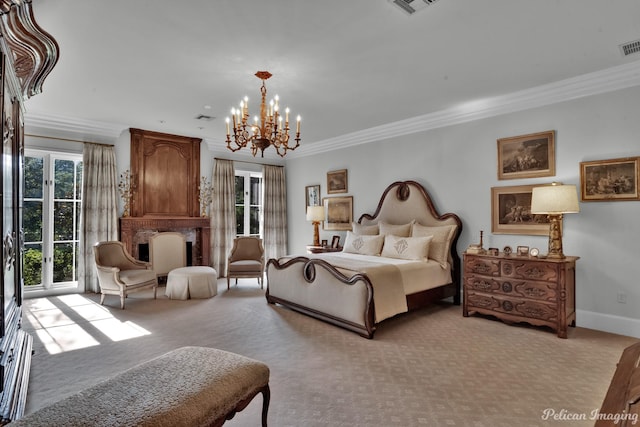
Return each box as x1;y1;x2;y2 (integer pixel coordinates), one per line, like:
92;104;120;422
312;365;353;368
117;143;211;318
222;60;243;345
327;169;348;194
497;130;555;180
331;235;341;249
517;246;529;256
580;157;640;202
305;184;321;209
491;185;551;236
488;247;499;256
321;239;328;247
323;196;353;231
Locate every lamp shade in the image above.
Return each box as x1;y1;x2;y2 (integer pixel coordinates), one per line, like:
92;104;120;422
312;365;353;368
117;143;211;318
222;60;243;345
530;183;580;214
306;205;325;222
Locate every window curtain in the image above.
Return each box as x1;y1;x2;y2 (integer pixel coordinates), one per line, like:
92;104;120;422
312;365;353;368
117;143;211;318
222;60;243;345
263;165;288;260
210;159;236;276
79;143;119;293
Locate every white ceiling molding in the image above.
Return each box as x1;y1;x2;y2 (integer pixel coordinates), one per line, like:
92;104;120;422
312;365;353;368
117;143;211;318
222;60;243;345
25;60;640;158
288;60;640;159
24;111;126;139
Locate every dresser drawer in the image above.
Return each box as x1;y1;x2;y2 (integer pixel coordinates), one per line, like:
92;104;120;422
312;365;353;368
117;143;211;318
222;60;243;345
466;293;558;322
464;276;557;302
501;259;559;282
464;256;500;276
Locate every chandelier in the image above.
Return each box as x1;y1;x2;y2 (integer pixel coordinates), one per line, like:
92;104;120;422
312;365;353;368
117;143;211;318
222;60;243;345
225;71;301;157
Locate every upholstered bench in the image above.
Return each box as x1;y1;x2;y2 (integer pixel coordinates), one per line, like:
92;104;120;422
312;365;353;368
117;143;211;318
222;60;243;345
12;346;270;427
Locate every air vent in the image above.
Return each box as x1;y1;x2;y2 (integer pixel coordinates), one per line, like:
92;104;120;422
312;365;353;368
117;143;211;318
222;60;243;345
389;0;440;15
194;114;214;121
620;39;640;57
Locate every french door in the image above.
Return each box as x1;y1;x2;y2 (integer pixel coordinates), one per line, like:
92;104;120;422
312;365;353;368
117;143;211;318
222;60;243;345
23;150;83;292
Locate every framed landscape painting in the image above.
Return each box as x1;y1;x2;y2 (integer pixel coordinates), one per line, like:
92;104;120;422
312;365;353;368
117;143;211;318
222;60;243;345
497;130;555;180
580;157;640;201
327;169;348;194
491;185;551;235
323;196;353;231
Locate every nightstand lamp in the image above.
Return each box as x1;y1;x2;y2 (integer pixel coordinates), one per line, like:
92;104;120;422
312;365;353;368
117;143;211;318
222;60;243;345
306;205;325;246
530;182;580;259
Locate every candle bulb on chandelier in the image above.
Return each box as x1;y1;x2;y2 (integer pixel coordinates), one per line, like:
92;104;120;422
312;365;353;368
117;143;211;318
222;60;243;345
225;117;230;136
296;115;301;133
285;107;290;126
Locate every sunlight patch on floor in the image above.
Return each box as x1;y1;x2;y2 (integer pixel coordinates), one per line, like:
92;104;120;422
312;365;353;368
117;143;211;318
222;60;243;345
24;294;151;354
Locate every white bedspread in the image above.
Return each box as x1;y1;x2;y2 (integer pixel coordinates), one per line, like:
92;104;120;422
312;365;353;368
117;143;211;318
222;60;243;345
308;252;452;322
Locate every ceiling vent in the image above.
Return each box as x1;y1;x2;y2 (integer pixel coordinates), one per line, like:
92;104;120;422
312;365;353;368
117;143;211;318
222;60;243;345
194;114;214;121
389;0;440;15
620;39;640;57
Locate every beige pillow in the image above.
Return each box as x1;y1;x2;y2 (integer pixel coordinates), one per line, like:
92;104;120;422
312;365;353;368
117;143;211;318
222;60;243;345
381;235;432;261
411;223;457;267
378;221;413;237
342;231;384;256
351;222;379;236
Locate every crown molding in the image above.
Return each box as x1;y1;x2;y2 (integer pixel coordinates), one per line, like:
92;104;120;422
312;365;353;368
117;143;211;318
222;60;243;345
24;60;640;157
289;60;640;158
24;111;127;139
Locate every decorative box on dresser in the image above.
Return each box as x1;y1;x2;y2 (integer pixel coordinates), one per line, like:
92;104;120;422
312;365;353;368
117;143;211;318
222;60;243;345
0;0;59;423
463;253;578;338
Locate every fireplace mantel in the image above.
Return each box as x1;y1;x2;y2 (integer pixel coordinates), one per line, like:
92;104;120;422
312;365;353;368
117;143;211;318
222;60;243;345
120;217;211;266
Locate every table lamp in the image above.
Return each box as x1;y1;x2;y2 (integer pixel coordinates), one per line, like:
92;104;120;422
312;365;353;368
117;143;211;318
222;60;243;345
306;205;325;246
530;182;580;259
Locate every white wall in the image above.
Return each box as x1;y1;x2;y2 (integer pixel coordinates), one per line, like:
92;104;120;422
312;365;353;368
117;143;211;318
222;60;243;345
285;86;640;337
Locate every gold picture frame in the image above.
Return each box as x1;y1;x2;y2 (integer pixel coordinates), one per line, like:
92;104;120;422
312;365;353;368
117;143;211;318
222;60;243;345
323;196;353;231
497;130;555;180
580;157;640;202
491;185;551;235
327;169;348;194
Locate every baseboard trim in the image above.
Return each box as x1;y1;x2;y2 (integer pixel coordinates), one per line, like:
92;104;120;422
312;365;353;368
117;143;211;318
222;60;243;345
576;309;640;339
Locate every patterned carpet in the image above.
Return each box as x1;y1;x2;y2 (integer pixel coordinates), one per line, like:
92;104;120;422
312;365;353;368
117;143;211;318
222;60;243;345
22;280;638;426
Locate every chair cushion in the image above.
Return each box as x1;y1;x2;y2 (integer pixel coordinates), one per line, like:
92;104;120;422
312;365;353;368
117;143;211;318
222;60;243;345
228;260;263;273
118;269;156;285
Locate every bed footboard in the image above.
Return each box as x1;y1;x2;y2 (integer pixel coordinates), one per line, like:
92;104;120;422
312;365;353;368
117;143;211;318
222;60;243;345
266;257;376;338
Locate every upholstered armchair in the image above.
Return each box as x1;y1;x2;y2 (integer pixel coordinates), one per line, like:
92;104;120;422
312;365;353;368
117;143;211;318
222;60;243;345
227;237;265;290
93;241;158;309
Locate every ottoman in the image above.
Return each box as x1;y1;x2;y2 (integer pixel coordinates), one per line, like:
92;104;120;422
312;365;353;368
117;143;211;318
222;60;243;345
166;266;218;300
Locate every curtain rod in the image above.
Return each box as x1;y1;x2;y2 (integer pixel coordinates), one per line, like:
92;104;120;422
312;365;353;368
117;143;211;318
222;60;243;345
214;157;283;168
25;134;114;147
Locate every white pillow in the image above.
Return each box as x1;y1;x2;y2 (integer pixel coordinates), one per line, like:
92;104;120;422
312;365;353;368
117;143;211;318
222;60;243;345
378;220;414;237
411;223;457;267
351;222;379;236
381;235;432;260
342;231;384;256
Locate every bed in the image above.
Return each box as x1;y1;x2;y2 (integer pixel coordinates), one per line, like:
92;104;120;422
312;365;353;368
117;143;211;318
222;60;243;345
266;180;462;338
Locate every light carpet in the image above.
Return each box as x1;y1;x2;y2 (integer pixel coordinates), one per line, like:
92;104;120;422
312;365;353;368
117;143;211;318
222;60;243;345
21;279;638;427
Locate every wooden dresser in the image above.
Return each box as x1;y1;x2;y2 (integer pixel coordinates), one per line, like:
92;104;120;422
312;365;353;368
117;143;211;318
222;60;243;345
463;253;578;338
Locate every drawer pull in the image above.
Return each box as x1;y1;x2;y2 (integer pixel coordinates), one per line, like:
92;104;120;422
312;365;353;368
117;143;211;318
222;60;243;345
502;300;514;311
502;282;512;293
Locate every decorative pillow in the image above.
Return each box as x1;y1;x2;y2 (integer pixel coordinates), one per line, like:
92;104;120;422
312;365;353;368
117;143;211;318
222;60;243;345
381;235;432;260
411;223;457;267
351;222;379;236
378;221;414;237
342;231;384;256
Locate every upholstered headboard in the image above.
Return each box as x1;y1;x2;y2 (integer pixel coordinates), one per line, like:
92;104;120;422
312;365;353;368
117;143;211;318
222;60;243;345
357;180;463;286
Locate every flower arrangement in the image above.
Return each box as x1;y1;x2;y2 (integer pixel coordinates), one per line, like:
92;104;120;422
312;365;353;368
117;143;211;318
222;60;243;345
198;176;213;217
118;170;132;217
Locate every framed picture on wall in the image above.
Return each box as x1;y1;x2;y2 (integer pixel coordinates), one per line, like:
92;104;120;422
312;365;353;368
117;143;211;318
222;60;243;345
305;184;321;208
327;169;348;194
323;196;353;231
580;157;640;201
491;185;551;235
497;130;555;180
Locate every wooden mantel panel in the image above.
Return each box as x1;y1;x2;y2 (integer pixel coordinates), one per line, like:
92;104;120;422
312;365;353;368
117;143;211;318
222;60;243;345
130;128;202;217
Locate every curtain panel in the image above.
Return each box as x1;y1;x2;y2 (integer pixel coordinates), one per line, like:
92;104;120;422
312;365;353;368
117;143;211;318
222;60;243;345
210;159;236;276
263;165;288;260
80;143;119;293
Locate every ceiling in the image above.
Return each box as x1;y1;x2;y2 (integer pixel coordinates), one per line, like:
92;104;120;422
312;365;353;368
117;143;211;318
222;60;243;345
23;0;640;157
